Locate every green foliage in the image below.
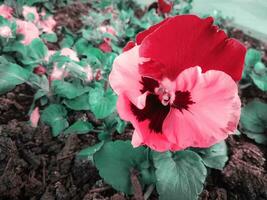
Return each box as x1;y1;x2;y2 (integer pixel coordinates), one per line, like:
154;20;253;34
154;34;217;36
41;104;69;136
195;141;228;170
88;86;117;119
153;150;207;200
94;141;146;194
240;100;267;144
64;93;91;110
4;39;48;67
64;120;93;134
77;141;104;160
241;48;267;91
41;33;58;43
0;61;30;95
52;80;90;99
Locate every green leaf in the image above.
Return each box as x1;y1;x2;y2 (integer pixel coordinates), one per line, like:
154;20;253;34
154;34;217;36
77;141;105;159
240;100;267;144
41;104;69;136
52;80;90;99
64;93;91;111
64;120;93;134
245;48;261;67
0;62;30;95
89;87;117;118
196;141;228;170
250;62;267;91
243;48;262;80
254;62;266;74
250;72;267;91
41;33;58;43
6;39;48;66
94;141;146;194
153;150;207;200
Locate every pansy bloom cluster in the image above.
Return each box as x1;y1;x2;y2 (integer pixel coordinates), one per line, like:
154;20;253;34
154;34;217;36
109;15;246;152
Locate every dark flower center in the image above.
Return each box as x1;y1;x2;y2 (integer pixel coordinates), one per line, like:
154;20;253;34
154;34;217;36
130;77;194;133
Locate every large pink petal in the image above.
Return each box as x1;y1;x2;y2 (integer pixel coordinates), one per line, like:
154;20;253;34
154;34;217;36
163;67;241;150
139;15;246;81
109;45;147;108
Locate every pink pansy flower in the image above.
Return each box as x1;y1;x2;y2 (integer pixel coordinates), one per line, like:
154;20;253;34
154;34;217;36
0;5;13;19
39;16;56;33
22;6;40;22
30;107;40;128
61;48;80;62
0;25;12;38
109;15;246;152
16;19;39;45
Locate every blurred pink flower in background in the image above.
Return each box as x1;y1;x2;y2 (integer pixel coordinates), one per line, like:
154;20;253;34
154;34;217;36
16;19;39;45
39;16;56;33
61;48;80;61
0;25;12;38
0;5;13;19
22;6;40;22
50;65;67;81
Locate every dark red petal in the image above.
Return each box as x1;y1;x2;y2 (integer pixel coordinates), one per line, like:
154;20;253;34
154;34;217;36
140;76;159;93
139;15;246;81
136;18;170;45
122;41;135;52
157;0;172;14
131;94;170;133
172;91;195;112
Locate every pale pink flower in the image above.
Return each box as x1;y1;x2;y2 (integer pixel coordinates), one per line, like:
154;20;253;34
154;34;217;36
0;5;13;19
61;48;79;62
39;16;56;33
50;65;67;81
0;25;12;38
22;6;39;22
16;19;39;45
98;25;116;36
30;107;40;128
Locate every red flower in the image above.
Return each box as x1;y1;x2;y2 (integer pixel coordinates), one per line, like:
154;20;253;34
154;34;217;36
157;0;172;14
109;15;246;152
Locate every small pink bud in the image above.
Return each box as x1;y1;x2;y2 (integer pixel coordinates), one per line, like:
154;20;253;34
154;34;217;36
34;65;46;75
99;41;112;53
95;69;102;81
